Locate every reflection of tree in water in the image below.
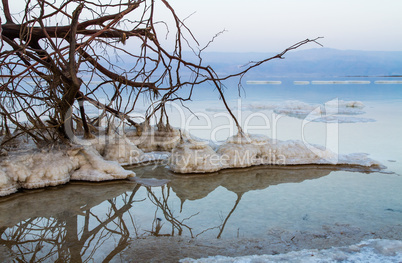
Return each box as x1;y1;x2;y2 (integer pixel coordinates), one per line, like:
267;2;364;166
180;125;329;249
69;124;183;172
0;164;380;261
0;184;141;262
132;164;363;238
145;186;221;238
0;180;212;262
147;186;195;237
131;164;340;203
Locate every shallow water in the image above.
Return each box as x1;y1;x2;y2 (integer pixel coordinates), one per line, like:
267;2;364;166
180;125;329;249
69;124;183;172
1;78;402;262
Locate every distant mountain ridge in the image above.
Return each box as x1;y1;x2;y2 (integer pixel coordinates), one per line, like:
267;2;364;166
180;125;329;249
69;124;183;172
195;48;402;78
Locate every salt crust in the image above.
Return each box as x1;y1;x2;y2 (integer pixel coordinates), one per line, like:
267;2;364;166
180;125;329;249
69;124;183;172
103;134;144;164
126;123;181;152
0;125;166;196
0;150;79;196
71;146;135;181
169;139;222;173
0;141;136;196
168;133;381;173
1;128;382;195
180;239;402;263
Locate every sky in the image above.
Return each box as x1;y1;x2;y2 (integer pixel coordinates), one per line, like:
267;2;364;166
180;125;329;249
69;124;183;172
168;0;402;52
3;0;402;53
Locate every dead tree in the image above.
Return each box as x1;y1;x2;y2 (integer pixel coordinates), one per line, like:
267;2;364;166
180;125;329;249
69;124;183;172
0;0;321;147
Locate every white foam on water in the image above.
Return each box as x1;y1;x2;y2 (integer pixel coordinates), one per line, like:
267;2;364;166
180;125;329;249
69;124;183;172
180;239;402;263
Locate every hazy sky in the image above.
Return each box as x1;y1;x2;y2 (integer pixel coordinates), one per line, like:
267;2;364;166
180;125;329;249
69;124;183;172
3;0;402;53
169;0;402;52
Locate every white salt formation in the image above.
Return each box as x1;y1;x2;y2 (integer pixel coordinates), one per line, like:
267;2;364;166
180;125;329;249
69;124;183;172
329;100;365;108
273;100;320;118
126;122;181;152
217;133;266;168
73;124;145;165
0;168;19;196
74;135;107;155
71;146;135;181
169;139;222;173
169;133;382;173
273;100;366;118
0;150;79;196
0;146;135;197
180;239;402;263
217;133;341;167
103;135;144;165
0;124;382;195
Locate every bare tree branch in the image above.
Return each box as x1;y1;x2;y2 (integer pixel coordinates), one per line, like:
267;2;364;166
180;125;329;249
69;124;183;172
0;0;321;148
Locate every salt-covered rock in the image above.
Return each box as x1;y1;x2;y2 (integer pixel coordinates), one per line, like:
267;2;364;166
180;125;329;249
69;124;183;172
0;150;80;196
166;132;382;174
73;135;107;155
127;122;181;152
169;139;222;173
71;146;135;181
0;168;19;196
0;144;136;197
216;133;381;170
264;139;339;165
18;151;79;189
217;133;264;168
103;135;144;165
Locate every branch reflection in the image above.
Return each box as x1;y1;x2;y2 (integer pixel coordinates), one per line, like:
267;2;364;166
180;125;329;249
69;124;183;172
0;164;376;261
0;181;142;262
132;164;362;238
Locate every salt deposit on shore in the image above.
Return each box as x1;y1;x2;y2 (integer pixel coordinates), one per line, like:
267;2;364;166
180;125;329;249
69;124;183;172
0;145;136;196
0;117;383;196
0;133;139;197
0;150;79;196
168;133;382;173
1;127;383;196
180;239;402;263
126;122;181;152
71;146;135;181
169;139;222;173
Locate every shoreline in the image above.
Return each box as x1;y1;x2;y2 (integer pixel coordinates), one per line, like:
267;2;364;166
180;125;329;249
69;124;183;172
119;231;402;262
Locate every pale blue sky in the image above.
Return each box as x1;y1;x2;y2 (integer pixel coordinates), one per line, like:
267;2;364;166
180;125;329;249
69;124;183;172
4;0;402;52
169;0;402;52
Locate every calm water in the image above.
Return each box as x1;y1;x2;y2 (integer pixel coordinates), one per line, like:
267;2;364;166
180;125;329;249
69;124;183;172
1;78;402;262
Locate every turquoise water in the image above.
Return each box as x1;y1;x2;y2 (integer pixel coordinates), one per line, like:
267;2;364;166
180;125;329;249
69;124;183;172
1;78;402;262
